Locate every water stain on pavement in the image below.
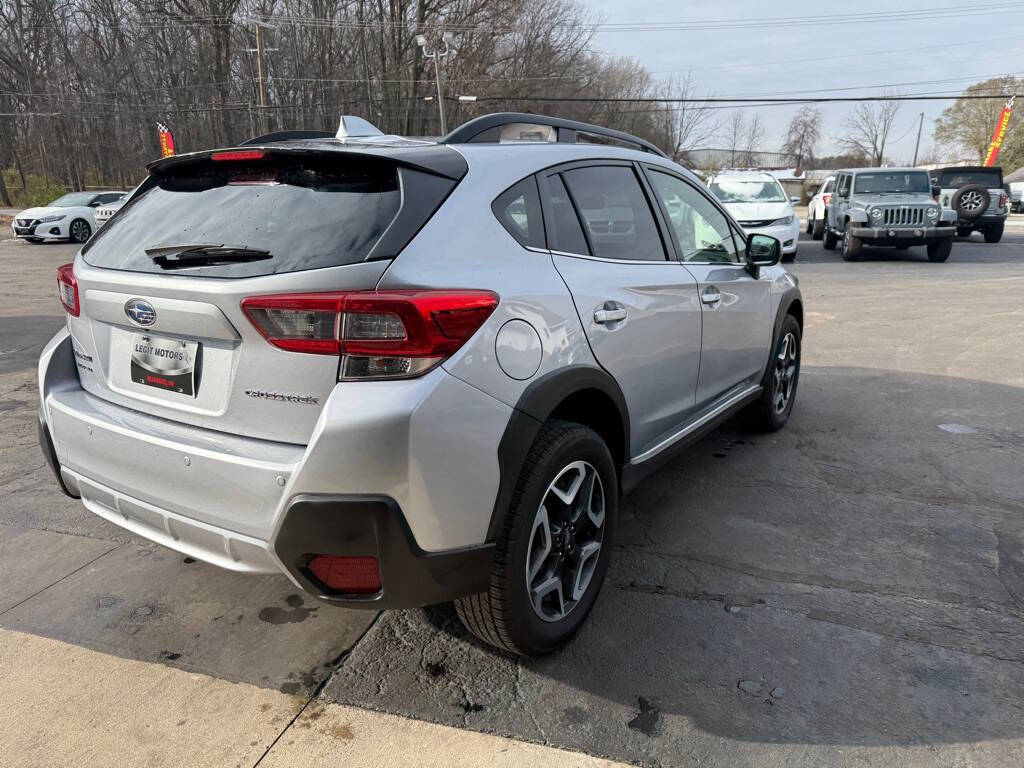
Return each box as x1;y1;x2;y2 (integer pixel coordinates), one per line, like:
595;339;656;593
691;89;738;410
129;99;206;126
628;696;662;737
259;594;318;625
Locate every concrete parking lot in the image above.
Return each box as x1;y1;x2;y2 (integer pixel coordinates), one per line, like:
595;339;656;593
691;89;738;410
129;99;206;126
2;223;1023;767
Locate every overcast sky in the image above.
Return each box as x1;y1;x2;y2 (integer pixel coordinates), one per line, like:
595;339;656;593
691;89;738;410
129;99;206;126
582;0;1024;163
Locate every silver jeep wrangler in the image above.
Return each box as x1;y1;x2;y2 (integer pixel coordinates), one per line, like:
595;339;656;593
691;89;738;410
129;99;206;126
823;168;956;262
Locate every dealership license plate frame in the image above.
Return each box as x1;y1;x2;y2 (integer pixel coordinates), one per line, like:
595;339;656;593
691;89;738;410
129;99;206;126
130;332;199;396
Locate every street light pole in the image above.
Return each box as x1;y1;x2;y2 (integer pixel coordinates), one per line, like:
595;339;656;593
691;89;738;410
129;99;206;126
416;33;455;135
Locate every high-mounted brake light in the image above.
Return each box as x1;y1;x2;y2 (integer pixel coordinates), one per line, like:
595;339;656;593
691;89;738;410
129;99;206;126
210;149;265;162
57;263;79;317
241;290;499;380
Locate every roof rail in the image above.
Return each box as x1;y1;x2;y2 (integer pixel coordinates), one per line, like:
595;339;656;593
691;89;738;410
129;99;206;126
241;130;335;146
442;112;668;159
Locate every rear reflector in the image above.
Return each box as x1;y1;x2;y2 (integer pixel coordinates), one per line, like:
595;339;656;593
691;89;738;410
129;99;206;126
210;149;265;162
308;555;381;593
241;290;499;380
57;263;79;317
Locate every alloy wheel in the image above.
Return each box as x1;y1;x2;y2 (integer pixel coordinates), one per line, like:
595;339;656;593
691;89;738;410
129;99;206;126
772;332;798;414
960;191;984;212
70;220;90;242
525;460;606;622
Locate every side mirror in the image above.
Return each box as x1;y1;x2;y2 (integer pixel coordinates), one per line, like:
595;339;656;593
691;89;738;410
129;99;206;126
89;200;102;207
789;196;801;204
931;186;941;198
745;233;781;276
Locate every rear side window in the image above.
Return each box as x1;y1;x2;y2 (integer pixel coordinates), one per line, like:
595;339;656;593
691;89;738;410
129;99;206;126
562;166;665;261
821;179;834;194
492;177;544;248
82;155;414;278
939;170;1002;188
545;174;590;255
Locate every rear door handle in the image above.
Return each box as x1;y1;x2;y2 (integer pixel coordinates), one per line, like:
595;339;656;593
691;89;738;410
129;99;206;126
594;308;627;324
701;288;721;305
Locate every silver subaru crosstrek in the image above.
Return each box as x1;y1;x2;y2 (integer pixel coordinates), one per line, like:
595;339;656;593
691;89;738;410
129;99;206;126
38;113;803;655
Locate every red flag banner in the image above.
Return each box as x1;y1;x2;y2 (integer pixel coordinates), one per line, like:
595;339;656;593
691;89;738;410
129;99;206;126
983;96;1014;167
157;121;176;158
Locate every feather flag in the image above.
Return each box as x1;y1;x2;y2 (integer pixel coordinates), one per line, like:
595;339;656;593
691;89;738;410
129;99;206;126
157;121;176;158
983;96;1014;167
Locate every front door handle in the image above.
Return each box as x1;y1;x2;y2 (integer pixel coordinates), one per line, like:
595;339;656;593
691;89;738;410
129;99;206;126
594;308;627;324
701;287;721;305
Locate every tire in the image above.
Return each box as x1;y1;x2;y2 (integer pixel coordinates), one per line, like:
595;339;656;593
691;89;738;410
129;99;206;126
805;214;812;234
927;238;952;262
952;185;990;221
823;227;839;250
956;226;973;238
455;420;617;656
841;222;862;261
781;249;796;263
984;224;1004;243
69;218;91;244
811;215;824;240
742;313;801;433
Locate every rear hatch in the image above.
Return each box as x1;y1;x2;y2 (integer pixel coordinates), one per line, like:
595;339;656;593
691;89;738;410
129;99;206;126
70;144;464;445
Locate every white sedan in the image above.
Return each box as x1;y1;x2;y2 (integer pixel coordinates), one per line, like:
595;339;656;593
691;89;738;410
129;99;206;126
11;190;126;244
706;171;801;262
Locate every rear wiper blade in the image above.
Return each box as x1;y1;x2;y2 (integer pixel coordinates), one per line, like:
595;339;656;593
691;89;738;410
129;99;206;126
145;243;272;269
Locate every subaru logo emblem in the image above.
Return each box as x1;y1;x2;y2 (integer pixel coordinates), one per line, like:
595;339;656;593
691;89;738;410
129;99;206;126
125;298;156;327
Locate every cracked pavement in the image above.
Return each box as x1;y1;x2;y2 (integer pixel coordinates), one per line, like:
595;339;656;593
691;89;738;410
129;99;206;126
2;226;1024;766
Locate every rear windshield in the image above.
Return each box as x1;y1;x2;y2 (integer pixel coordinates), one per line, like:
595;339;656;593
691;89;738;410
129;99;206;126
853;172;930;194
938;170;1002;188
82;155;401;277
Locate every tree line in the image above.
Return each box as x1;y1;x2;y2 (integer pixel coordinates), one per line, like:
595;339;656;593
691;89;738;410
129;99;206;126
0;0;721;205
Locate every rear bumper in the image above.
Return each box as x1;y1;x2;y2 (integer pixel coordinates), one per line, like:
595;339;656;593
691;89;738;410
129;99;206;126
38;328;510;606
955;214;1007;228
851;225;955;242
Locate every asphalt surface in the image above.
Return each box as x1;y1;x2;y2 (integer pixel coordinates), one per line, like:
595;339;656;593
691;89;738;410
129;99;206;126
2;221;1023;766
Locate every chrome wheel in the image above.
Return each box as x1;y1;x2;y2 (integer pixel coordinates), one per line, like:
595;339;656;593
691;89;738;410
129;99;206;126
772;332;798;414
526;460;605;622
70;219;91;243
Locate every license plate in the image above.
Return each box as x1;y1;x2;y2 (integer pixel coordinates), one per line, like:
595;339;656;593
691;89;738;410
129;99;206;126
130;333;199;396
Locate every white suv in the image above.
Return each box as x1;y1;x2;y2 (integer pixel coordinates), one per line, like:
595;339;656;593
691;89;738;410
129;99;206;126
706;171;800;262
807;175;835;240
38;114;803;655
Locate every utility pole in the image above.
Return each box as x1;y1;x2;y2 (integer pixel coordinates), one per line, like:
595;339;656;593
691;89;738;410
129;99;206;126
246;19;278;133
416;32;456;135
912;112;924;166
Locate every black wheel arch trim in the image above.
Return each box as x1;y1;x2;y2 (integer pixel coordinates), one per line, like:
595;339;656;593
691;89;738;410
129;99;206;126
487;365;630;541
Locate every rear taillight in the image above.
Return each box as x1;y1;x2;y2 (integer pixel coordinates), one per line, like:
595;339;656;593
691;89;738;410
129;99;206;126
999;193;1008;208
308;555;381;593
57;263;79;317
241;290;499;380
822;193;831;206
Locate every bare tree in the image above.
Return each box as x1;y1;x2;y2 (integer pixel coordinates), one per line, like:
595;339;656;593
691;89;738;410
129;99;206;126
838;94;902;166
781;106;822;165
646;73;716;161
741;112;765;166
